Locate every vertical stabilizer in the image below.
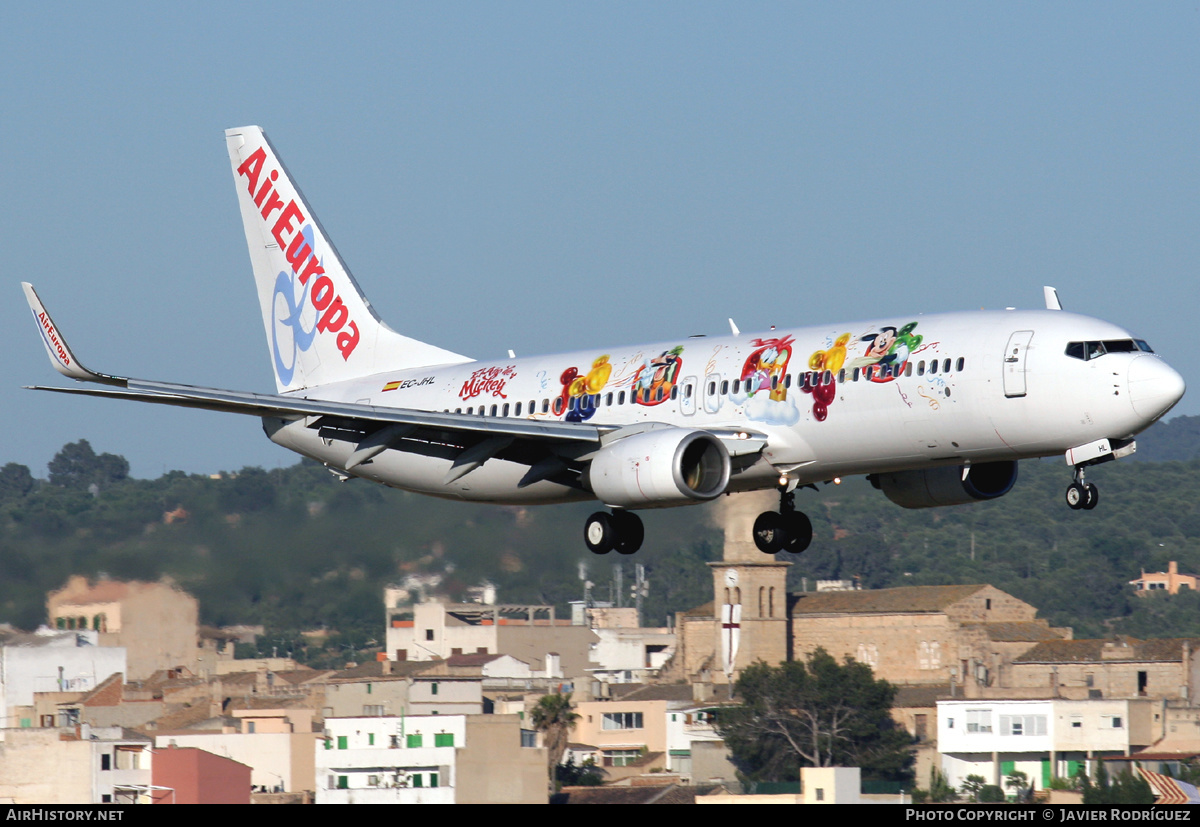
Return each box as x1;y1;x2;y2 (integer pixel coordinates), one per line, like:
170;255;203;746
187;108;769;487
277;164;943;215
225;126;471;393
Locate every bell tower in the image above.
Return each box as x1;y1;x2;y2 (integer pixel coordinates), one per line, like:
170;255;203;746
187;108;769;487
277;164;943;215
708;491;790;684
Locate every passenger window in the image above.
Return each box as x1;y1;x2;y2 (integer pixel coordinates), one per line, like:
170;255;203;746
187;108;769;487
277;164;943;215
553;398;563;415
467;407;473;415
721;380;729;395
655;387;664;402
455;408;462;414
784;374;792;389
619;391;626;405
671;386;678;401
708;382;716;396
929;361;938;375
514;403;521;416
502;403;510;417
771;376;779;390
905;363;913;377
542;399;550;414
823;370;833;385
956;357;965;372
606;392;613;406
852;368;860;382
684;385;692;399
837;369;846;383
943;359;951;374
490;404;498;416
732;379;740;394
917;360;925;376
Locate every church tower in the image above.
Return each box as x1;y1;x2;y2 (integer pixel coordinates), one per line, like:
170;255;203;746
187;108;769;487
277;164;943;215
707;491;791;684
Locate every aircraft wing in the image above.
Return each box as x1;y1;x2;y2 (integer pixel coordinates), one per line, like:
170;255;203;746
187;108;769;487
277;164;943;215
22;282;605;444
23;282;768;487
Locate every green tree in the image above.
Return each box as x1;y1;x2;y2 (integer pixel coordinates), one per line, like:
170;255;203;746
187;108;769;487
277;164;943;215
531;692;580;794
47;440;128;491
0;463;34;502
716;650;913;784
960;774;986;801
1081;763;1155;805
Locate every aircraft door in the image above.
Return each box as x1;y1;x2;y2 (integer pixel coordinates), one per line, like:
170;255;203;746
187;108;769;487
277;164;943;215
680;376;697;416
1003;330;1034;398
703;373;722;414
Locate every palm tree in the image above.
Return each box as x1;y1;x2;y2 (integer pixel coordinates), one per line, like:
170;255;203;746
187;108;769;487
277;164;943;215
531;691;580;793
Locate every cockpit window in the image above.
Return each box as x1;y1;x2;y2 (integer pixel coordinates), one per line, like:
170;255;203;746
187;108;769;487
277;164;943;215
1065;339;1153;361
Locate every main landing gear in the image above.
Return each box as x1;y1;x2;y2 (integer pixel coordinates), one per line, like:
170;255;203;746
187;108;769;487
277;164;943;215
753;487;813;555
584;510;645;555
1065;466;1099;511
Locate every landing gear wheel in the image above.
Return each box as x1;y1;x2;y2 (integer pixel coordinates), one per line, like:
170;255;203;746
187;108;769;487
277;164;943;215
1065;482;1086;510
753;511;787;554
1083;483;1099;510
782;511;813;554
612;511;644;555
585;512;616;554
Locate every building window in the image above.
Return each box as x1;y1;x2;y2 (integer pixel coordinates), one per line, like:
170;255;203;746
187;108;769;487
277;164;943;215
432;683;439;695
412;774;424;788
966;709;992;733
1000;715;1046;736
101;754;111;771
407;734;423;748
435;733;454;747
337;736;348;749
425;629;434;641
602;712;643;730
603;749;642;767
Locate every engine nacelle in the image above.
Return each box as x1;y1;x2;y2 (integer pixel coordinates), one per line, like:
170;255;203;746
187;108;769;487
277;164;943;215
586;429;731;508
871;461;1018;509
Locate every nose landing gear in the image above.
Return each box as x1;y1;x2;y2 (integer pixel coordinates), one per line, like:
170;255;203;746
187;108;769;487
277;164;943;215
1065;467;1099;511
584;510;645;555
753;488;813;554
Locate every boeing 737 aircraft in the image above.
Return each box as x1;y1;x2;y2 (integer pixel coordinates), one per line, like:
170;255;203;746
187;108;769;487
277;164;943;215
24;126;1186;556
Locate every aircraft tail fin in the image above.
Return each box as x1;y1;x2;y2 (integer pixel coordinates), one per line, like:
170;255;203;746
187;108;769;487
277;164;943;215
224;126;471;393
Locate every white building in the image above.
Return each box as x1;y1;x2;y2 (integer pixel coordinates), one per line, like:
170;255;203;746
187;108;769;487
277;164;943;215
0;725;152;804
316;714;546;804
0;628;127;732
938;697;1156;790
587;626;676;684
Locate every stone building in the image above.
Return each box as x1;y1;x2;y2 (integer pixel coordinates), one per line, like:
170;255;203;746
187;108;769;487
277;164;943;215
789;584;1071;690
1008;637;1200;701
47;576;199;681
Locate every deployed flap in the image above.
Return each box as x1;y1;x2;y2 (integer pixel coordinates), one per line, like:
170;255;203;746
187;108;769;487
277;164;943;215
225;126;472;393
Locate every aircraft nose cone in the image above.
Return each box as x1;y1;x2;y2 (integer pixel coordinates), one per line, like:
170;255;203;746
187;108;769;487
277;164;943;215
1128;355;1186;421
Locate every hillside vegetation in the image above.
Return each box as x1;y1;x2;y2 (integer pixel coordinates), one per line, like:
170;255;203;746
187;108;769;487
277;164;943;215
2;417;1198;665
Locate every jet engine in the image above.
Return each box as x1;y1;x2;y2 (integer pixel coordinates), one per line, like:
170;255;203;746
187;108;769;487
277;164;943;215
870;461;1018;509
586;428;731;508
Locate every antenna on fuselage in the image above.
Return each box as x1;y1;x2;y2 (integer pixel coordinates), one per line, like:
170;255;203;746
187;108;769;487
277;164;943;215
728;318;740;336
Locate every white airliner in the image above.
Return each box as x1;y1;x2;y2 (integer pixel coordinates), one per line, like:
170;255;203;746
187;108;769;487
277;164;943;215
24;126;1186;555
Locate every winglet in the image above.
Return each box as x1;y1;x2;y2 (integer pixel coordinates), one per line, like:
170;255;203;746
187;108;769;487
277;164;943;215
1043;286;1063;311
22;283;125;386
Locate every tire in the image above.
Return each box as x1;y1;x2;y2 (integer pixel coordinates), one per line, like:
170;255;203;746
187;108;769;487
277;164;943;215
1065;482;1085;510
584;512;615;554
753;511;786;554
783;511;813;553
1083;483;1099;510
613;511;645;555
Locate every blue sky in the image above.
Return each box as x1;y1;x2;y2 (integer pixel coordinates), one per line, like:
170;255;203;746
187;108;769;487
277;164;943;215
3;3;1197;478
